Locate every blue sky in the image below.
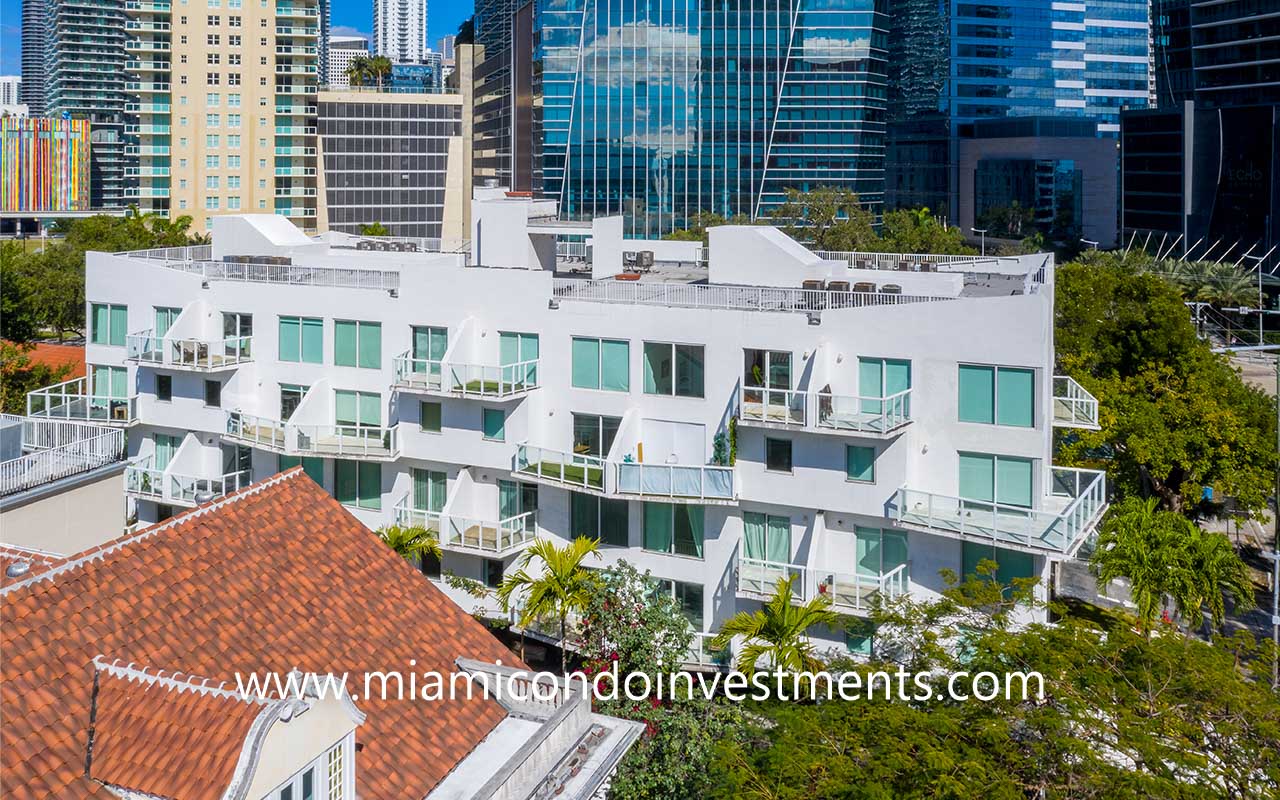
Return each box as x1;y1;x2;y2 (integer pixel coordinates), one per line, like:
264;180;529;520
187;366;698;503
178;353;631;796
0;0;473;75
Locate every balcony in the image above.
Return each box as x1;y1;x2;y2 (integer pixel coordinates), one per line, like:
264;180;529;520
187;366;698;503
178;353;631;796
274;105;317;116
275;4;320;16
1052;376;1100;430
275;25;317;35
274;146;316;157
224;412;286;451
274;84;318;95
124;145;171;156
736;558;812;602
0;416;126;498
123;187;171;199
514;445;606;492
275;206;318;218
393;353;540;400
892;466;1107;555
292;423;399;461
738;386;912;437
125;457;250;507
27;378;138;426
126;81;171;93
125;40;171;52
274;186;317;198
445;512;537;556
274;166;316;177
816;564;908;614
273;125;316;135
126;60;170;72
124;102;171;113
275;64;317;75
125;0;172;11
392;497;443;534
125;166;171;177
613;461;735;503
125;123;171;135
126;330;252;371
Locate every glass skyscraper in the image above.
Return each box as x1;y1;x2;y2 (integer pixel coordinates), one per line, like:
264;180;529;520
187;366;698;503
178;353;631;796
533;0;889;236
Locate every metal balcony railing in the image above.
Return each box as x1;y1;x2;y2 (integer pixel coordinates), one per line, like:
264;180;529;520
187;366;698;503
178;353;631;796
0;416;126;497
446;512;537;555
552;278;954;313
893;466;1107;554
814;389;912;434
1052;376;1100;430
736;557;813;601
392;497;443;533
293;424;399;460
739;386;807;426
126;330;253;370
224;411;287;450
816;563;908;613
514;445;605;491
126;458;250;506
447;359;539;398
392;353;444;392
26;378;137;426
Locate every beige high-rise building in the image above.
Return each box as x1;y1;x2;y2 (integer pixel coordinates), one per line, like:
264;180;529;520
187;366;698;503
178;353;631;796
124;0;320;231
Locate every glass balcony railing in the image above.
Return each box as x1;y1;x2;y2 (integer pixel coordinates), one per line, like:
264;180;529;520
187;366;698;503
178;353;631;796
614;461;735;501
392;496;443;534
514;445;605;491
292;423;399;460
126;330;252;370
445;512;537;555
392;353;444;392
27;378;137;426
447;359;539;398
736;557;812;601
224;411;287;451
739;386;807;426
814;389;912;434
816;563;908;613
893;466;1107;554
1052;376;1100;429
126;457;249;506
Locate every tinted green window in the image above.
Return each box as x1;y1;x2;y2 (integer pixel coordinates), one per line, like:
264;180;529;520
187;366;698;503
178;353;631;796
859;357;911;413
300;318;323;363
571;337;601;389
846;445;876;482
959;452;1033;508
996;368;1035;427
357;322;381;369
334;320;358;366
92;304;128;346
958;365;995;423
845;618;875;656
643;502;673;552
279;455;323;485
741;512;790;562
995;456;1033;507
601;340;630;392
674;505;704;557
958;453;996;504
419;401;442;432
334;320;379;368
412;468;446;511
601;497;628;546
643;342;671;394
92;365;128;398
154;433;180;470
412;326;447;370
335;460;380;509
335;390;380;426
482;408;505;440
675;345;704;397
155;306;181;338
279;317;301;362
962;542;1036;588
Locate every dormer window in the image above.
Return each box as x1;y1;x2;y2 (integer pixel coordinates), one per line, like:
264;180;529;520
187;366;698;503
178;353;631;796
266;737;352;800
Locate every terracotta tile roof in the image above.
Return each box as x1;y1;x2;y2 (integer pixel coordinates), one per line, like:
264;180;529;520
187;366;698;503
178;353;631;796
0;545;67;589
4;341;86;380
88;660;270;799
0;469;517;800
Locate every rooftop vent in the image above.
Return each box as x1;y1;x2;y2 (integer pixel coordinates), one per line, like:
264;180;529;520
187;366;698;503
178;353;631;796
5;561;31;578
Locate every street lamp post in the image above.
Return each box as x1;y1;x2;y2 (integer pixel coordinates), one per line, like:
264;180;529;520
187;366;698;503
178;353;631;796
971;228;988;257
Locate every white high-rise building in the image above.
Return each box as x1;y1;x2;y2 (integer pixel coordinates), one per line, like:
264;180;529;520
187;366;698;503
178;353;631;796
327;36;370;89
39;192;1107;662
0;76;21;106
374;0;428;64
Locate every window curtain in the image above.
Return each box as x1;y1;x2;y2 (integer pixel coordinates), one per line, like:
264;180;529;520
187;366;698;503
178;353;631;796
155;307;180;338
357;323;381;369
92;305;110;344
855;526;882;578
958;453;995;504
996;368;1034;427
358;392;381;427
958;365;995;423
334;321;358;366
335;391;357;426
644;502;673;552
154;434;178;470
643;343;672;394
300;318;323;363
858;358;883;413
109;306;128;346
279;317;301;362
765;515;790;563
675;505;704;557
601;340;629;391
882;530;909;578
499;480;518;520
743;512;767;559
572;338;600;389
995;456;1033;508
428;471;446;512
413;468;429;510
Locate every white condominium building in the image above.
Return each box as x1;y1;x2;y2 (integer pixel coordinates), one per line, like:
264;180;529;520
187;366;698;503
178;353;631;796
374;0;428;64
34;191;1106;659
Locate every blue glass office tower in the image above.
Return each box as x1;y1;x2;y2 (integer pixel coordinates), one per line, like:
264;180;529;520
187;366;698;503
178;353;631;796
533;0;889;236
886;0;1153;217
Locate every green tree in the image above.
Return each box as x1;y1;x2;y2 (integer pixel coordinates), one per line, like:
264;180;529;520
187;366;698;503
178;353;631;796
661;211;751;244
1092;497;1200;633
359;221;390;236
877;207;975;255
497;536;601;648
0;341;73;414
345;55;371;87
367;55;393;89
710;575;841;673
1182;523;1256;630
376;524;441;566
1;242;40;342
1055;260;1275;514
768;186;879;251
577;561;693;674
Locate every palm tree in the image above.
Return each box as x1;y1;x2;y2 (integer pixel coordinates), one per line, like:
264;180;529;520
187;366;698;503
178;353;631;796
1183;526;1255;631
1092;497;1198;635
367;55;393;90
711;575;841;673
376;524;441;568
345;55;371;87
497;537;601;650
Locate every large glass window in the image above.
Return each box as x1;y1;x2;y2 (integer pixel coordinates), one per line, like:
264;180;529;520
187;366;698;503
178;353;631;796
280;383;308;421
571;492;628;546
846;445;876;482
222;312;252;357
499;479;538;530
155;306;181;338
572;413;621;458
91;365;128;398
334;320;381;369
643;502;704;558
419;401;442;432
412;325;447;376
743;349;791;390
652;578;704;630
499;331;539;384
765;437;792;472
335;460;380;510
742;511;791;563
858;357;911;413
961;541;1035;590
958;365;1034;427
482;408;506;441
279;316;323;363
644;342;704;398
958;452;1034;508
279;454;324;485
571;337;630;392
412;468;447;512
153;433;181;470
854;527;909;580
92;303;128;346
335;390;380;428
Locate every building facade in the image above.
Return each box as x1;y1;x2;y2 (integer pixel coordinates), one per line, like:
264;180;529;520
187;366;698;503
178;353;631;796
316;90;466;239
885;0;1153;219
0;116;92;213
42;198;1107;660
472;0;524;190
123;0;322;230
373;0;429;64
0;77;21;107
20;0;45;116
45;0;131;209
327;35;369;89
532;0;890;237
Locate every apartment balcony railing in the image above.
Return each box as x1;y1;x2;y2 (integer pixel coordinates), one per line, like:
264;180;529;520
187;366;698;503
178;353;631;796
125;458;250;507
614;461;735;502
156;260;398;291
223;411;287;451
736;557;812;602
27;378;138;426
551;278;953;314
124;0;172;11
514;445;606;492
120;244;211;261
124;103;171;113
391;353;444;392
274;186;318;198
125;166;171;177
126;81;171;93
124;145;171;156
126;330;253;371
275;4;320;16
445;512;537;556
816;563;908;613
685;632;731;670
275;25;318;35
392;497;443;534
893;466;1107;555
0;416;126;498
448;360;539;399
1052;376;1100;430
274;146;316;156
273;124;316;134
738;386;912;436
293;423;399;460
124;123;171;134
275;207;318;218
275;64;318;75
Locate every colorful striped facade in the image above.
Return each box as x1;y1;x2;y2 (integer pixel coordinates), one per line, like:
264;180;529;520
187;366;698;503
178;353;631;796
0;117;91;212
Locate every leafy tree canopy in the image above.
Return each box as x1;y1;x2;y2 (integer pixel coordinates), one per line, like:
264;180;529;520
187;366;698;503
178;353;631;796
0;341;73;414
